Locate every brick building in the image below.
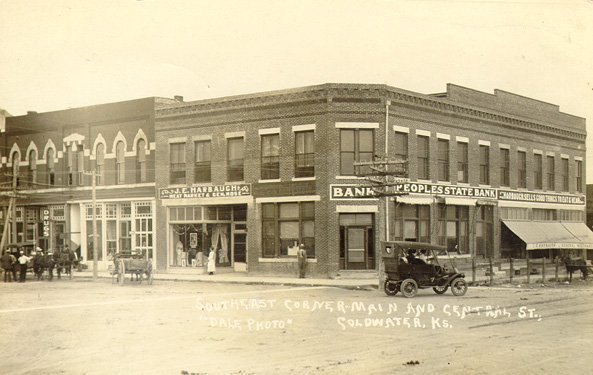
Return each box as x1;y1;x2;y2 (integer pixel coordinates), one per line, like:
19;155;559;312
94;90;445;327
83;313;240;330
0;97;179;270
154;83;591;277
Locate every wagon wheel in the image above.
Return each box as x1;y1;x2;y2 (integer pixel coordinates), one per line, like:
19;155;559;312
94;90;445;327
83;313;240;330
433;285;448;295
383;280;399;296
451;278;468;296
117;259;125;285
400;278;418;298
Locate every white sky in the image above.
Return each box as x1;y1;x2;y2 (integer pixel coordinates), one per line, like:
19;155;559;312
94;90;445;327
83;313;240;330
1;0;592;180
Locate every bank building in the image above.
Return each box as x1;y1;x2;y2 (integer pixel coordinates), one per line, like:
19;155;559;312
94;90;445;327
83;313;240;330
1;83;591;277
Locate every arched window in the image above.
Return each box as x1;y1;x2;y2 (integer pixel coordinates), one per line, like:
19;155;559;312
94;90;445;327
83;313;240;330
96;144;105;185
11;151;20;187
116;141;125;184
47;148;55;185
136;139;146;183
28;149;37;186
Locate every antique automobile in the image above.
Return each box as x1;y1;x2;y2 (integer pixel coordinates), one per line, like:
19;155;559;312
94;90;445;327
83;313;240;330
381;241;468;298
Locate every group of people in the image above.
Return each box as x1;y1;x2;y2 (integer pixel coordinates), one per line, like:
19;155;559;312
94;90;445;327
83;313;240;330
1;246;77;283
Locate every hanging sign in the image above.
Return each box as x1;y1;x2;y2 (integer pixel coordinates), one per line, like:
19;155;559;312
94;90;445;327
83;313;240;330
159;184;251;199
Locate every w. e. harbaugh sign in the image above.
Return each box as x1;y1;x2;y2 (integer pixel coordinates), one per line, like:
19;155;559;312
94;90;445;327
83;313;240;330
160;184;251;199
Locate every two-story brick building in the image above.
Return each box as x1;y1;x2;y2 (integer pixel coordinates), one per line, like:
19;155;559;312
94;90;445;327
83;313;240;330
154;83;591;277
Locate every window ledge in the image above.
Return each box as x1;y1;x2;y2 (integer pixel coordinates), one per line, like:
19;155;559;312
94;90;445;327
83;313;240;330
258;257;317;263
292;177;316;182
335;176;365;180
258;179;281;183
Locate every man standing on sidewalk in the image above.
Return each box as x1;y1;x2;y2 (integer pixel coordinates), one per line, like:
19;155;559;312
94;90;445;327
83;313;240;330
18;251;31;282
297;244;307;279
2;250;16;282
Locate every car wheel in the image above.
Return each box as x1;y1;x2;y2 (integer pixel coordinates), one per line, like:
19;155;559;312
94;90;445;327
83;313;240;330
383;280;399;296
400;278;418;298
433;285;448;294
451;278;468;296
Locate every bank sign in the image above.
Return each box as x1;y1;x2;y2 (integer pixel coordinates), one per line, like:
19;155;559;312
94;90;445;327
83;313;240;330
160;184;251;199
330;182;584;205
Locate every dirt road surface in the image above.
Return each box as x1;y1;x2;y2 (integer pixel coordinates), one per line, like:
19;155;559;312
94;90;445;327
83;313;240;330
1;279;592;374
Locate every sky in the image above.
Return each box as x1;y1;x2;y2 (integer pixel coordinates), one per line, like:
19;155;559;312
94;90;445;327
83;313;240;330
1;0;592;180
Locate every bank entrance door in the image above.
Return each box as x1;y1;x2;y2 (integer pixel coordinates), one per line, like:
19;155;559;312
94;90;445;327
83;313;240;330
339;213;375;270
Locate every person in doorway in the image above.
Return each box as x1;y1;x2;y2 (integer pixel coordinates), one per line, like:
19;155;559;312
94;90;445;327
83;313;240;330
18;251;31;282
297;243;307;278
1;250;16;282
176;240;184;267
207;247;216;275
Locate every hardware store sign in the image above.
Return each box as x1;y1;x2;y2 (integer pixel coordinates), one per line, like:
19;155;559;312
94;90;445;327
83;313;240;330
160;184;251;199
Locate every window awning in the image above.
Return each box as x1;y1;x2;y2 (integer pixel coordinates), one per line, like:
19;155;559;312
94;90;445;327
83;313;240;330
444;197;476;206
395;195;434;205
503;220;593;250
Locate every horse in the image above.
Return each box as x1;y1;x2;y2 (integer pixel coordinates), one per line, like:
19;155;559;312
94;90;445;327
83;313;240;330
561;256;589;282
54;250;75;280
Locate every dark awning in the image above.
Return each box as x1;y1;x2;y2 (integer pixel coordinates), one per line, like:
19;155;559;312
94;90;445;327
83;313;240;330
502;220;593;250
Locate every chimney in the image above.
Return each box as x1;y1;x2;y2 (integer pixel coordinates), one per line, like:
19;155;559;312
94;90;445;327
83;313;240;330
174;95;184;102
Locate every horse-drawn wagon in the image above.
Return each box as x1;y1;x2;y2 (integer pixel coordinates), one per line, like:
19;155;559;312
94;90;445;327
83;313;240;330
111;252;154;285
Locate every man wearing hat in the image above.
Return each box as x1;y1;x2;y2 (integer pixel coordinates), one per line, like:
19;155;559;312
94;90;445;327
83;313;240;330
1;250;16;282
17;250;31;282
33;247;45;280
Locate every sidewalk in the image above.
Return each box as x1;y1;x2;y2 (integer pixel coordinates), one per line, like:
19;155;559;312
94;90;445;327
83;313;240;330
72;270;380;290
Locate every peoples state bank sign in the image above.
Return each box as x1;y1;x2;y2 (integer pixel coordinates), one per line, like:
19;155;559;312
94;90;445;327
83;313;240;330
330;182;584;205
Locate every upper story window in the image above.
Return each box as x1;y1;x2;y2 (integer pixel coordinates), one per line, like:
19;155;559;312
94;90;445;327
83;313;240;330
194;140;211;183
68;144;84;186
170;142;186;185
394;131;408;178
500;148;510;187
561;157;569;192
479;145;490;185
546;155;555;191
28;150;37;186
261;133;280;180
340;129;374;176
518;151;527;189
11;151;20;187
437;139;449;182
457;141;468;183
576;159;583;193
534;153;543;190
227;137;244;182
47;148;55;186
136;139;147;183
417;135;429;180
96;144;105;185
116;141;126;185
295;131;314;178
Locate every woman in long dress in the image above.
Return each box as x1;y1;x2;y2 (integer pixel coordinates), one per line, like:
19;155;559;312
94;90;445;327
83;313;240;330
207;247;216;275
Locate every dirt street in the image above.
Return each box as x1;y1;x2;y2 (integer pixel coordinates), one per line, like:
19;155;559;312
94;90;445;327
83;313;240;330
1;278;592;375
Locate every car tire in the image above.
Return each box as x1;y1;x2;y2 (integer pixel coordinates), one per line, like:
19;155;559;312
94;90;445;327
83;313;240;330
451;278;468;296
433;285;448;294
400;278;418;298
383;280;399;296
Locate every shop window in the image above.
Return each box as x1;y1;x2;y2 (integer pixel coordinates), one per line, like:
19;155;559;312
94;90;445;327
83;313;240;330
116;141;126;185
438;205;469;254
500;207;529;220
86;221;103;260
340;129;374;176
476;205;493;257
437;139;449;182
46;148;55;186
500;148;510;187
96;144;105;185
295;131;314;178
518;151;527;188
393;204;430;243
136;139;147;183
533;208;557;221
417;135;430;180
576;160;583;193
194;140;211;183
561;158;569;191
261;133;280;180
559;210;582;222
479;145;489;185
457;142;468;183
170;142;186;184
534;153;543;190
227;137;244;181
120;221;132;252
546;155;555;191
106;220;117;256
261;201;315;258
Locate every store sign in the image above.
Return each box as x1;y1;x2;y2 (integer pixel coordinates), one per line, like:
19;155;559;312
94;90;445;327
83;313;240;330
528;242;593;250
498;190;584;205
159;184;251;199
42;209;50;237
330;185;377;200
330;182;584;205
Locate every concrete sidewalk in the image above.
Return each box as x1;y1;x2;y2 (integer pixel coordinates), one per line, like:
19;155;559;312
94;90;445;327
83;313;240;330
72;270;380;290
